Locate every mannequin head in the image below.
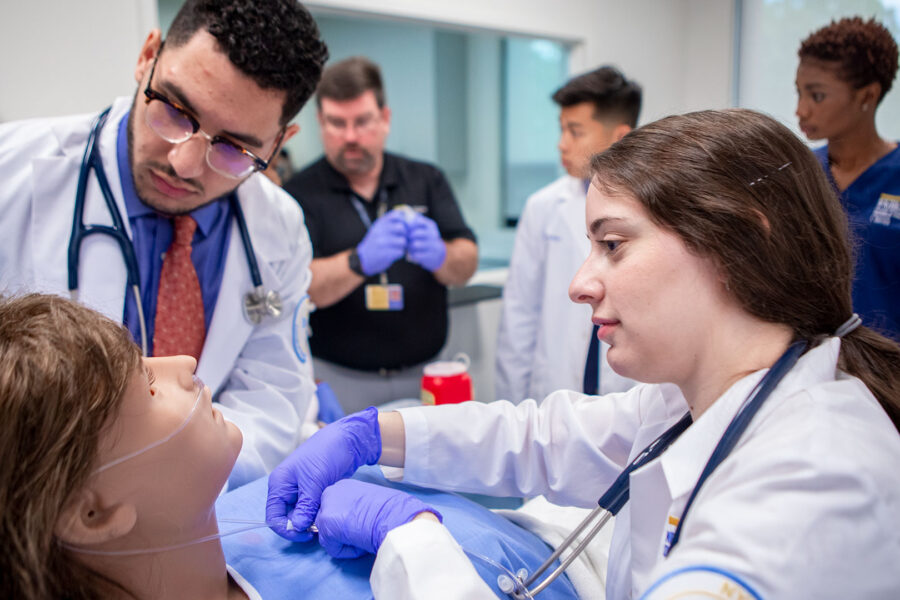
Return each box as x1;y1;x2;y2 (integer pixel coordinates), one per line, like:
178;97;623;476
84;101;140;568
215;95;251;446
0;294;241;599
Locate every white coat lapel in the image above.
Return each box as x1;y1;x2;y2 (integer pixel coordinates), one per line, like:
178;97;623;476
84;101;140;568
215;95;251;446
197;204;253;394
31;108;129;322
197;176;293;394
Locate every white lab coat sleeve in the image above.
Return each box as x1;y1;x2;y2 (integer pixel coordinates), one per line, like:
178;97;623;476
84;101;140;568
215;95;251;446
397;386;669;507
495;193;547;403
372;519;497;599
215;185;317;490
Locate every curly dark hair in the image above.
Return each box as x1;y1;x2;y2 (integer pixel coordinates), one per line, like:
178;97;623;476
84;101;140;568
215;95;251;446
167;0;329;124
798;16;898;103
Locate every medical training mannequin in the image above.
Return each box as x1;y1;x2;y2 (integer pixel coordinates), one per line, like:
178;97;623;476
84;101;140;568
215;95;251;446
795;16;900;341
268;109;900;599
0;294;581;600
0;294;245;600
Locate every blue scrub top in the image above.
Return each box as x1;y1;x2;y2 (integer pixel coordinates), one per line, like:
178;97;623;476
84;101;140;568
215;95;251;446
815;145;900;342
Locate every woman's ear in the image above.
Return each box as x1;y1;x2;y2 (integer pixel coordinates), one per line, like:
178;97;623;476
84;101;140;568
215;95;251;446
613;123;632;143
55;488;137;547
858;81;882;112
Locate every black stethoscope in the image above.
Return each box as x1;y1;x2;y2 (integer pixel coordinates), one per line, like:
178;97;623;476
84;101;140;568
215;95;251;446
67;107;282;356
503;339;810;599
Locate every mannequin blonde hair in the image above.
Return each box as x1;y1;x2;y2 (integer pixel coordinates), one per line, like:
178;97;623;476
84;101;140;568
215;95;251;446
0;294;141;599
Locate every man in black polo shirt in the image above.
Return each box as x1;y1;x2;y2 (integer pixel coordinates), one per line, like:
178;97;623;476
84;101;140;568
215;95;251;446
284;56;478;413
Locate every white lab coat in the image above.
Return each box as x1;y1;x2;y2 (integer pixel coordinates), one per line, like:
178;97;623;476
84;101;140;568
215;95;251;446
0;97;318;489
374;338;900;599
496;175;634;403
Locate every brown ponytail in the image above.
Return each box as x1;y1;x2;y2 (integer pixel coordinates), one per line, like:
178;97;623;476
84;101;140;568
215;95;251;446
838;327;900;429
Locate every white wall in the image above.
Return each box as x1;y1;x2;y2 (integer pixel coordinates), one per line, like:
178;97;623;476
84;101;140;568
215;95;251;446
0;0;736;124
0;0;157;122
0;0;736;129
306;0;737;124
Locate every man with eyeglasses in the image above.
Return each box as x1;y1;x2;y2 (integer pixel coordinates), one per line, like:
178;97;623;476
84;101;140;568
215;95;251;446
284;56;479;413
0;0;328;490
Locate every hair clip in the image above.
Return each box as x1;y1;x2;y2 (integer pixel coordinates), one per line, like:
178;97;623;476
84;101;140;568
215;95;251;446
748;161;792;187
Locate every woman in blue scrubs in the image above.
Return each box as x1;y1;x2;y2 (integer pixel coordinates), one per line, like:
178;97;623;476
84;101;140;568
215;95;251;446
796;16;900;341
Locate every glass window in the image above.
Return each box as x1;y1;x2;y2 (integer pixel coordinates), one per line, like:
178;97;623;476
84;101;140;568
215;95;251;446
739;0;900;141
502;38;570;227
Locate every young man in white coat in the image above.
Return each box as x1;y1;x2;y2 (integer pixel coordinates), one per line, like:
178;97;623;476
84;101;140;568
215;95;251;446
496;66;642;403
0;0;328;490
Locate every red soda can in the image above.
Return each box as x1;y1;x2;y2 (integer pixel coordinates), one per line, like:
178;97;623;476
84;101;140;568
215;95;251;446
421;354;473;405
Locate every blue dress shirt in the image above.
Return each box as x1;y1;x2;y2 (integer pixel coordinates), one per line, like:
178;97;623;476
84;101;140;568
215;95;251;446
116;111;233;355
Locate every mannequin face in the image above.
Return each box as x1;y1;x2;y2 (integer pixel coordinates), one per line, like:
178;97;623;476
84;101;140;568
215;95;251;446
92;356;242;533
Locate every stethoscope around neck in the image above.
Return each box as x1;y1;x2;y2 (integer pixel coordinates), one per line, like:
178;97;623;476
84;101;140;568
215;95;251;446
500;339;810;599
67;107;281;356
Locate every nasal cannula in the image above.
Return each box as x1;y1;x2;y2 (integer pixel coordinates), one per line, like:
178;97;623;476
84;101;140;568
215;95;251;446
93;374;206;475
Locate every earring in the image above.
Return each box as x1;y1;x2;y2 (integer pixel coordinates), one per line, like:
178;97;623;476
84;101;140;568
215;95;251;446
862;103;869;111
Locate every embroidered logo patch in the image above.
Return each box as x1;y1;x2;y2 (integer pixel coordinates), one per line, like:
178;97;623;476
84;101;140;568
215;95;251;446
662;514;679;557
640;566;761;600
871;193;900;225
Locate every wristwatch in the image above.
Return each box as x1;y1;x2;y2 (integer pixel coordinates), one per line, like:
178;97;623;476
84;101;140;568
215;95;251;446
348;248;365;276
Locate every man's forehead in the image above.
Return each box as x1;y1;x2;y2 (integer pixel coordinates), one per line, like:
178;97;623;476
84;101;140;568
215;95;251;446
319;91;381;117
156;33;286;144
559;102;601;124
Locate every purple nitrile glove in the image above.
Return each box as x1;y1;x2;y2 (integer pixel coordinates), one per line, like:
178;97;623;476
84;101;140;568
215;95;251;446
315;479;442;558
406;213;446;272
266;407;381;542
315;381;344;424
356;210;409;276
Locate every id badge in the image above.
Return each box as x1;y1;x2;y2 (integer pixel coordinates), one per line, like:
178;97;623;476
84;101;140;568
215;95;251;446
365;284;404;311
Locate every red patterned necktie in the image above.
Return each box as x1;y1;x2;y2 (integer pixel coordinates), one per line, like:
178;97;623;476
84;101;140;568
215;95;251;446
153;215;206;360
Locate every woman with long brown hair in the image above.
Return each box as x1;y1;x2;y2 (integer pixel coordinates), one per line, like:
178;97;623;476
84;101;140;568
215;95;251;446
267;108;900;599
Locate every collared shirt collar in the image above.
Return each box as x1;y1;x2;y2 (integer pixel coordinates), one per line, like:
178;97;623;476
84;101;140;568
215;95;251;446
116;109;227;238
657;338;842;501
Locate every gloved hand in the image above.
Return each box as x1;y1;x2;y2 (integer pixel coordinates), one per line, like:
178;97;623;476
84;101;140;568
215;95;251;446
406;213;447;272
356;211;409;276
316;479;442;558
266;407;382;542
314;381;344;425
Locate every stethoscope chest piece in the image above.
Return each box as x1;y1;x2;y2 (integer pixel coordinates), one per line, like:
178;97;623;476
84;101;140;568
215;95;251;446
244;285;282;324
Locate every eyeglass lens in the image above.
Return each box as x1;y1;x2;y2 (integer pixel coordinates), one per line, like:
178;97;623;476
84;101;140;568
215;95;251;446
145;99;257;178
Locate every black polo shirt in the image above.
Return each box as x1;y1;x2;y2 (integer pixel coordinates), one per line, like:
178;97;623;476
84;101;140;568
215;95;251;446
284;153;476;371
